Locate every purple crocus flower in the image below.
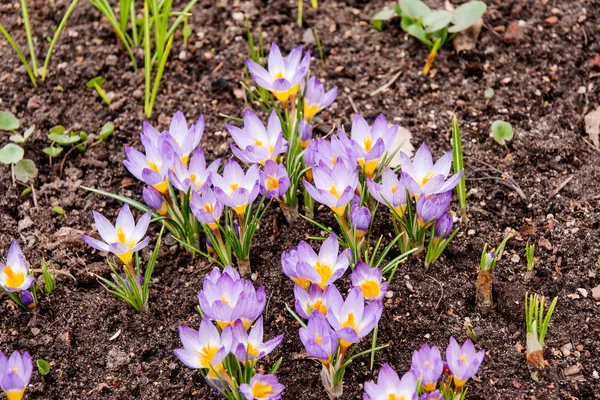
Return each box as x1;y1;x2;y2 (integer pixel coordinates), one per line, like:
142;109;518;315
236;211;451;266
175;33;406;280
174;318;233;380
420;390;443;400
410;344;444;392
367;169;409;215
434;214;454;239
239;374;285;400
326;286;382;350
298;120;311;149
299;313;339;364
416;191;452;225
0;351;32;400
228;110;288;166
259;160;290;199
211;159;260;216
350;205;371;238
198;266;266;329
349;262;388;303
190;188;224;229
142;111;204;164
446;336;485;389
363;364;417;400
231;317;283;363
0;241;34;293
304;161;358;217
339;114;397;177
19;290;36;309
294;284;335;319
400;143;463;198
245;42;310;104
124;135;175;194
142;186;168;216
303;76;338;121
303;136;354;182
169;148;220;193
81;204;151;268
282;234;351;290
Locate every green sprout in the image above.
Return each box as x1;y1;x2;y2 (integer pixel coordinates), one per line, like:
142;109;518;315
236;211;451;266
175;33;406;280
86;77;111;105
36;359;51;376
372;0;486;74
41;259;57;295
297;0;319;27
524;292;558;370
451;116;468;221
479;234;511;271
526;243;535;271
491;120;514;152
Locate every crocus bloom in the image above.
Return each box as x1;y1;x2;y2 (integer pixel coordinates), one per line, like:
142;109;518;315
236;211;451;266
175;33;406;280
339;114;397;177
174;318;232;379
400;143;463;198
245;42;310;104
411;344;444;392
198;266;266;329
169;148;220;193
299;313;339;364
239;374;284;400
294;284;334;319
81;204;151;268
350;205;371;238
0;351;32;400
142;111;204;164
363;364;418;400
446;337;485;389
303;76;338;121
326;286;382;349
232;317;283;363
303;136;354;182
420;390;443;400
229;110;287;165
416;191;452;225
19;290;36;309
212;159;260;216
367;169;409;215
190;188;224;229
0;241;34;293
142;186;168;216
259;160;290;199
298;120;311;149
349;262;388;303
124;135;175;193
304;161;358;216
282;234;351;290
434;214;454;239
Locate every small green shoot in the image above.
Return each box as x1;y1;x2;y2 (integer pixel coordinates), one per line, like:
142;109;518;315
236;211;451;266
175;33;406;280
479;234;511;271
484;87;494;102
14;159;38;184
10;126;35;144
524;292;558;369
86;77;111;105
41;258;57;295
183;15;191;46
37;359;51;376
314;28;325;66
53;206;65;215
451;116;467;221
21;187;32;196
526;243;535;271
491;120;514;151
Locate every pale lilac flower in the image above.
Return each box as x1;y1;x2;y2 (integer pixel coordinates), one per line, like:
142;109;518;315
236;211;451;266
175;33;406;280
339;114;397;177
416;191;452;225
239;374;284;400
211;159;260;216
411;344;444;392
0;351;32;400
259;160;290;199
367;169;409;215
228;110;287;165
169;148;220;193
304;136;354;173
434;214;454;239
304;161;358;216
232;317;283;363
198;266;266;329
173;318;233;380
190;188;224;229
142;186;168;215
420;390;443;400
81;204;151;268
303;76;337;121
294;284;335;319
245;43;310;104
299;313;339;364
124;135;175;194
326;286;382;349
349;262;388;303
400;143;463;198
0;241;34;293
298;120;311;149
142;111;204;164
446;337;485;389
363;365;417;400
350;205;371;239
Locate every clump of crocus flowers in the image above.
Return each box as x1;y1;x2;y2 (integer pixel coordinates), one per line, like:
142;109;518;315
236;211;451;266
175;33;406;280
364;337;485;400
174;266;284;399
0;350;32;400
282;234;386;398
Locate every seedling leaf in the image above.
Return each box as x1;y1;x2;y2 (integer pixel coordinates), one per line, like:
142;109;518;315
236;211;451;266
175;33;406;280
49;125;65;135
423;10;453;33
0;111;19;131
0;143;24;164
48;132;81;146
43;147;63;157
399;0;431;19
407;24;430;44
491;120;514;146
37;359;50;376
372;9;396;31
449;1;487;33
14;159;38;183
98;122;115;141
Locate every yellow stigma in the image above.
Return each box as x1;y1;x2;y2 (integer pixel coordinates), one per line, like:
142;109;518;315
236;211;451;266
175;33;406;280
312;300;327;316
266;175;279;190
328;184;340;198
314;261;333;289
147;159;160;173
360;280;380;299
3;265;25;288
363;135;373;152
342;312;358;332
230;183;239;191
304;103;320;120
275;71;284;79
12;368;17;374
420;172;435;187
204;203;214;214
247;344;260;358
391;184;398;193
254;139;264;146
460;352;468;364
388;394;407;400
117;226;127;245
197;345;219;369
252;381;275;398
315;333;322;344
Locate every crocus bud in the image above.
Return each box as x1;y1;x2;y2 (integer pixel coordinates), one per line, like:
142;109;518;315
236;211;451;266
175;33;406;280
122;274;143;293
416;191;451;225
350;205;371;238
434;213;453;239
233;221;240;238
298;120;312;149
143;186;168;215
19;290;36;309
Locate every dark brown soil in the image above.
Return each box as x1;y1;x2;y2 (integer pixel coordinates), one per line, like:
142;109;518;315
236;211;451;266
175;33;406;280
1;0;600;399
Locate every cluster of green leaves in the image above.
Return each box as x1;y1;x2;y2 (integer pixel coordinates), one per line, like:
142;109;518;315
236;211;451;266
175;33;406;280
479;234;511;271
43;122;114;159
0;0;81;86
526;242;535;271
0;111;38;185
372;0;486;74
525;292;558;347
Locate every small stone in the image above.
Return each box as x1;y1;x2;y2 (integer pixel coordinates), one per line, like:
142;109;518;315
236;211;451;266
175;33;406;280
563;366;580;376
591;285;600;300
511;254;520;263
204;51;214;60
232;12;244;21
468;229;476;236
593;370;599;380
577;288;588;298
106;55;118;66
178;51;189;61
406;281;414;292
250;273;257;281
27;96;41;110
18;217;34;231
577;86;586;94
68;30;78;38
561;343;572;357
107;348;129;371
302;29;316;45
133;89;143;99
233;89;244;100
31;327;40;336
384;291;394;299
545;16;558;25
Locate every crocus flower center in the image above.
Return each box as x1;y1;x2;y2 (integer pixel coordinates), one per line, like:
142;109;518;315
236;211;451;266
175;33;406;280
247;344;260;357
3;265;25;288
420;172;435;186
388;395;406;400
252;381;275;398
460;352;468;364
391;184;398;193
6;390;25;400
304;103;320;120
230;183;239;191
275;71;284;79
314;261;333;287
360;280;380;299
363;135;373;152
197;345;219;369
254;139;264;146
342;312;358;331
312;300;327;316
12;368;17;374
204;203;214;214
190;173;197;184
267;175;279;190
147;159;160;173
332;156;338;164
315;333;322;344
328;184;340;198
117;226;128;245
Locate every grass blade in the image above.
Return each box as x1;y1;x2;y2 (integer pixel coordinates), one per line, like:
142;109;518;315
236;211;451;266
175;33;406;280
0;23;37;87
20;0;39;77
452;116;467;221
42;0;81;81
